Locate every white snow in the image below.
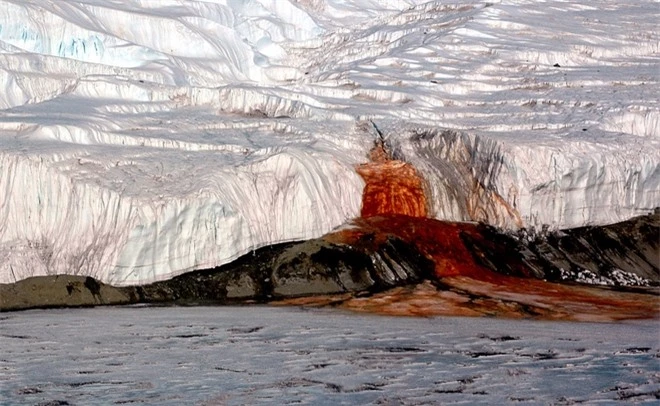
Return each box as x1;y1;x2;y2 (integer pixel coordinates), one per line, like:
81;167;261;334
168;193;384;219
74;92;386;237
1;307;658;404
0;0;658;284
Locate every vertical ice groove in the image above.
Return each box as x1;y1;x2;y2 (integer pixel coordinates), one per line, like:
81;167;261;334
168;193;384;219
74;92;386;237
0;153;134;283
0;146;363;285
397;127;658;229
107;150;362;286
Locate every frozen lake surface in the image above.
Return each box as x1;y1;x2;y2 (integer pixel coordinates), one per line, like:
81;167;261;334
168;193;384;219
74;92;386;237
1;306;658;405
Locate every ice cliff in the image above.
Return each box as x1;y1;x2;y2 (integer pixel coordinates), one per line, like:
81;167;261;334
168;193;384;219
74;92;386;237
0;0;658;285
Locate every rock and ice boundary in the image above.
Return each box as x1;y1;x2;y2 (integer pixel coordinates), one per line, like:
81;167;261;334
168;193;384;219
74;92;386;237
1;0;658;285
2;212;658;320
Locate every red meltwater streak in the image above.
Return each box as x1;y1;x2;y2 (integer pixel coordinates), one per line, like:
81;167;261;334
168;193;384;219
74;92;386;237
356;144;428;218
320;144;660;320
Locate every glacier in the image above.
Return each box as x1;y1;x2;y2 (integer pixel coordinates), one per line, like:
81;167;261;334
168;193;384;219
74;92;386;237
0;0;658;285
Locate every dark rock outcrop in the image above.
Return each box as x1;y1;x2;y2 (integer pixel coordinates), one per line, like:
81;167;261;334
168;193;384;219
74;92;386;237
470;211;660;286
0;234;436;311
131;234;435;305
0;275;133;311
1;212;657;318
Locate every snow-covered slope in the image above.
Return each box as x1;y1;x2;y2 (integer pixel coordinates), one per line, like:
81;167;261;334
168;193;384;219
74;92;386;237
0;0;658;285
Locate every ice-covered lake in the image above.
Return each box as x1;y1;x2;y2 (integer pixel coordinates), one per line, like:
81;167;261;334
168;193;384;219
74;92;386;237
1;306;658;405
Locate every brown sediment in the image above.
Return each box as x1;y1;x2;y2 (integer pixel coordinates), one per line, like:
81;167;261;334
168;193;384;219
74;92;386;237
439;276;659;322
277;279;659;322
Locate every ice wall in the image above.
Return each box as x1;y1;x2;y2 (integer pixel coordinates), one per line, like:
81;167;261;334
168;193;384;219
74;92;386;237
394;127;658;229
0;129;363;285
1;0;658;284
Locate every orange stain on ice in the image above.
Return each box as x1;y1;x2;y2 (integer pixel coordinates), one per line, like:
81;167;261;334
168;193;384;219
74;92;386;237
357;144;428;218
342;142;659;321
324;215;659;321
353;143;521;280
327;215;518;280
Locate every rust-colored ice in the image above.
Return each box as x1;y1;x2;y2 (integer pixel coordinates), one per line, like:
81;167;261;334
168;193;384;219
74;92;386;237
356;143;428;218
305;144;660;321
314;215;660;321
